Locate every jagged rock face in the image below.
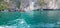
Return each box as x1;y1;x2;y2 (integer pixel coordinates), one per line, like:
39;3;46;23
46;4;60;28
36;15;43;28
20;0;38;8
38;0;60;9
56;0;60;9
47;0;58;9
44;0;60;9
20;0;29;8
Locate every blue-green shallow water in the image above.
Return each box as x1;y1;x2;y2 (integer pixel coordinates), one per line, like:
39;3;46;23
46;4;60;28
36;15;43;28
21;11;60;28
0;12;21;25
22;11;60;23
0;11;60;28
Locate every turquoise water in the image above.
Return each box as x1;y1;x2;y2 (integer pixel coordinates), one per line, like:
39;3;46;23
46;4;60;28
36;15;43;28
0;12;21;25
21;11;60;28
0;11;60;28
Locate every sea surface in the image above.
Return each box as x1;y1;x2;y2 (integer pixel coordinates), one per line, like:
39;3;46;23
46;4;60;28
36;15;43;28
0;10;60;28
